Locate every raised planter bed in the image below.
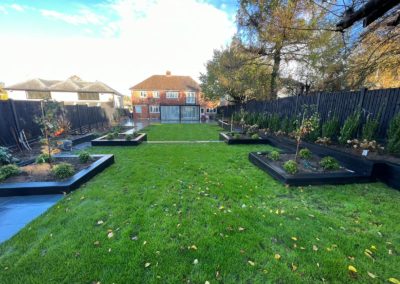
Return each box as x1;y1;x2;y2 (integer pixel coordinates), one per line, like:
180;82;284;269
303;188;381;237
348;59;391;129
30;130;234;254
265;135;400;190
91;133;147;146
0;154;114;197
249;151;372;186
219;132;270;145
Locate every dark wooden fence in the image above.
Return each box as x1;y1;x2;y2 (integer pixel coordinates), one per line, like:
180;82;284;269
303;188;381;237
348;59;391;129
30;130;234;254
0;100;109;147
218;88;400;140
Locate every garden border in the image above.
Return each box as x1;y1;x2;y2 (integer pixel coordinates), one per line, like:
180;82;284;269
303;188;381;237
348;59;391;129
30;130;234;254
265;135;400;189
0;154;114;197
91;133;147;146
219;132;270;145
249;151;373;186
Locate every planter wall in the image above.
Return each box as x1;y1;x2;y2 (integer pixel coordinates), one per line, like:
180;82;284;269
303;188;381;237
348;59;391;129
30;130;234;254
0;154;114;197
249;151;372;186
265;135;400;190
91;133;147;146
219;132;270;145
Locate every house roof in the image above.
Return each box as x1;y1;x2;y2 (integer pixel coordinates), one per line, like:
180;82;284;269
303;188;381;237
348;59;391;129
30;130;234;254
130;72;200;92
5;76;122;96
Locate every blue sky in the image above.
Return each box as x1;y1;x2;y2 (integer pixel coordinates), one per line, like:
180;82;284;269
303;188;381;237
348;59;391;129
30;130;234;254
0;0;237;93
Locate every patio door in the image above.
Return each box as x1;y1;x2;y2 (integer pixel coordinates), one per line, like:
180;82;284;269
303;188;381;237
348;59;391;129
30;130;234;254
161;106;180;121
181;106;199;121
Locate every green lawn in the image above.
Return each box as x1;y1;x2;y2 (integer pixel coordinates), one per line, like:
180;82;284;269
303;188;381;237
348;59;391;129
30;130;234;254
142;123;221;141
0;124;399;283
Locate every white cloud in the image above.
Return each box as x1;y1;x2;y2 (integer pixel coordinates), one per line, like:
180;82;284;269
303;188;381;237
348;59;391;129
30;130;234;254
40;8;105;25
3;0;236;95
10;4;24;12
0;6;8;14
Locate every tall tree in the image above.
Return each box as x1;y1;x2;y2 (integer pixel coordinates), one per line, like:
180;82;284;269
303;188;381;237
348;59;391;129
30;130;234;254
237;0;340;97
200;41;271;104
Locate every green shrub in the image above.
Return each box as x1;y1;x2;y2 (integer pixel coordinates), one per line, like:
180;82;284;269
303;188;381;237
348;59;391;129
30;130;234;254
269;114;281;132
51;163;75;179
362;114;379;141
322;116;340;140
268;150;280;161
319;156;340;170
78;151;91;163
0;164;20;181
339;111;361;144
125;134;133;141
387;114;400;154
0;147;18;166
251;133;259;140
106;133;115;140
233;133;241;139
299;148;312;160
36;153;52;164
283;160;298;174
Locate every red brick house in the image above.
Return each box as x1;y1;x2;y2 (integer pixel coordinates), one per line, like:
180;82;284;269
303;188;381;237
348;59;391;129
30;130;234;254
130;71;203;121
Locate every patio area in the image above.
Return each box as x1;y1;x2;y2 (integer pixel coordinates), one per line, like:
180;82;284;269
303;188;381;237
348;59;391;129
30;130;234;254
0;123;399;283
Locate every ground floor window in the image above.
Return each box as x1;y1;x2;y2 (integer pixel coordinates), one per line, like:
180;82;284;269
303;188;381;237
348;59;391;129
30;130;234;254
150;105;160;113
135;106;142;113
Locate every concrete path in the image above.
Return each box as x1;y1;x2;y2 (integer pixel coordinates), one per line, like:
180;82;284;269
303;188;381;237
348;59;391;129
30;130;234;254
0;194;63;243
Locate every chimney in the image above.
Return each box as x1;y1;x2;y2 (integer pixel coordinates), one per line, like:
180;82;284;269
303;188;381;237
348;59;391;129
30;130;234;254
166;71;171;76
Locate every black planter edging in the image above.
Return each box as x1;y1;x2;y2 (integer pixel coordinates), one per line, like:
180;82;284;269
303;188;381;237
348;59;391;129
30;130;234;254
265;135;400;190
219;132;270;145
91;133;147;146
71;133;97;146
249;151;372;186
0;154;114;197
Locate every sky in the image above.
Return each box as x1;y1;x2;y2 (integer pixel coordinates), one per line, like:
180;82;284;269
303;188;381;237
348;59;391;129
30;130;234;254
0;0;237;95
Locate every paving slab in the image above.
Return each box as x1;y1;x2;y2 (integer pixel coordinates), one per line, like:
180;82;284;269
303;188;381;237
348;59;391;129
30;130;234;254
0;194;62;243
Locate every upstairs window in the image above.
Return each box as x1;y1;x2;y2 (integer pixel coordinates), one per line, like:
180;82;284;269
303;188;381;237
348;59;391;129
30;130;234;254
153;91;160;98
78;92;99;100
166;91;179;99
185;92;196;104
140;91;147;98
26;91;51;100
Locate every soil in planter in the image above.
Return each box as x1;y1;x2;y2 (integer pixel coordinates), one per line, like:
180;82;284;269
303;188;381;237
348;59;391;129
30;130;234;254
259;153;351;174
227;133;259;140
0;157;99;183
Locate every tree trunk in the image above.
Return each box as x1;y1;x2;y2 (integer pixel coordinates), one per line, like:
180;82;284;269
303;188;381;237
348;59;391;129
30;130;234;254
270;44;282;99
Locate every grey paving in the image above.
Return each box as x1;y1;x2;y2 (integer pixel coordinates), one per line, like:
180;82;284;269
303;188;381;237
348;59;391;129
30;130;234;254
0;194;63;243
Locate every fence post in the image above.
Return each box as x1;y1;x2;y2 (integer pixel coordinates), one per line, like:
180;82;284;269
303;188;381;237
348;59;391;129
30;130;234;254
76;105;83;134
9;99;22;149
358;88;367;110
316;92;321;112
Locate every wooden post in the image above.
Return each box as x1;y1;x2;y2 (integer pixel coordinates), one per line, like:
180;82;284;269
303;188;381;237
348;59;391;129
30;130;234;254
358;87;367;110
76;105;83;134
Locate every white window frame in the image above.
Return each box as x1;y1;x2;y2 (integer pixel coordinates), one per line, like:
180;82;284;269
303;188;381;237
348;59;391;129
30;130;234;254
140;91;147;98
152;91;160;98
149;105;160;113
185;91;196;104
166;91;179;99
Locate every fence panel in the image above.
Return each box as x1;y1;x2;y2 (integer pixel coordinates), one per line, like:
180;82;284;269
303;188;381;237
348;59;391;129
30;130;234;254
218;87;400;141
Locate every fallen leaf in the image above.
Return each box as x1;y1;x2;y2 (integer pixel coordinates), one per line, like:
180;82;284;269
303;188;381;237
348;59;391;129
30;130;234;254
367;272;377;279
193;259;199;265
143;241;147;245
389;278;400;284
190;245;198;250
145;262;151;268
313;245;318;251
291;263;298;271
348;265;357;273
274;254;281;260
248;260;255;266
238;227;245;232
370;245;377;250
205;281;210;284
107;232;114;239
97;220;104;225
94;241;100;246
291;237;298;241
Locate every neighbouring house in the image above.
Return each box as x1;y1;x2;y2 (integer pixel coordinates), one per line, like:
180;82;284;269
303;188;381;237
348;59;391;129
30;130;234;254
130;71;204;121
5;76;123;108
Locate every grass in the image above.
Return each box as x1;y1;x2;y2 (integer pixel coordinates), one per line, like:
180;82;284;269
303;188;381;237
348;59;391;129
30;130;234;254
0;124;399;283
142;123;221;141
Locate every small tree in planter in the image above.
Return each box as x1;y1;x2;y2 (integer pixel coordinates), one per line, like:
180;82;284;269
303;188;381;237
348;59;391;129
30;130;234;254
34;100;62;166
294;112;317;161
